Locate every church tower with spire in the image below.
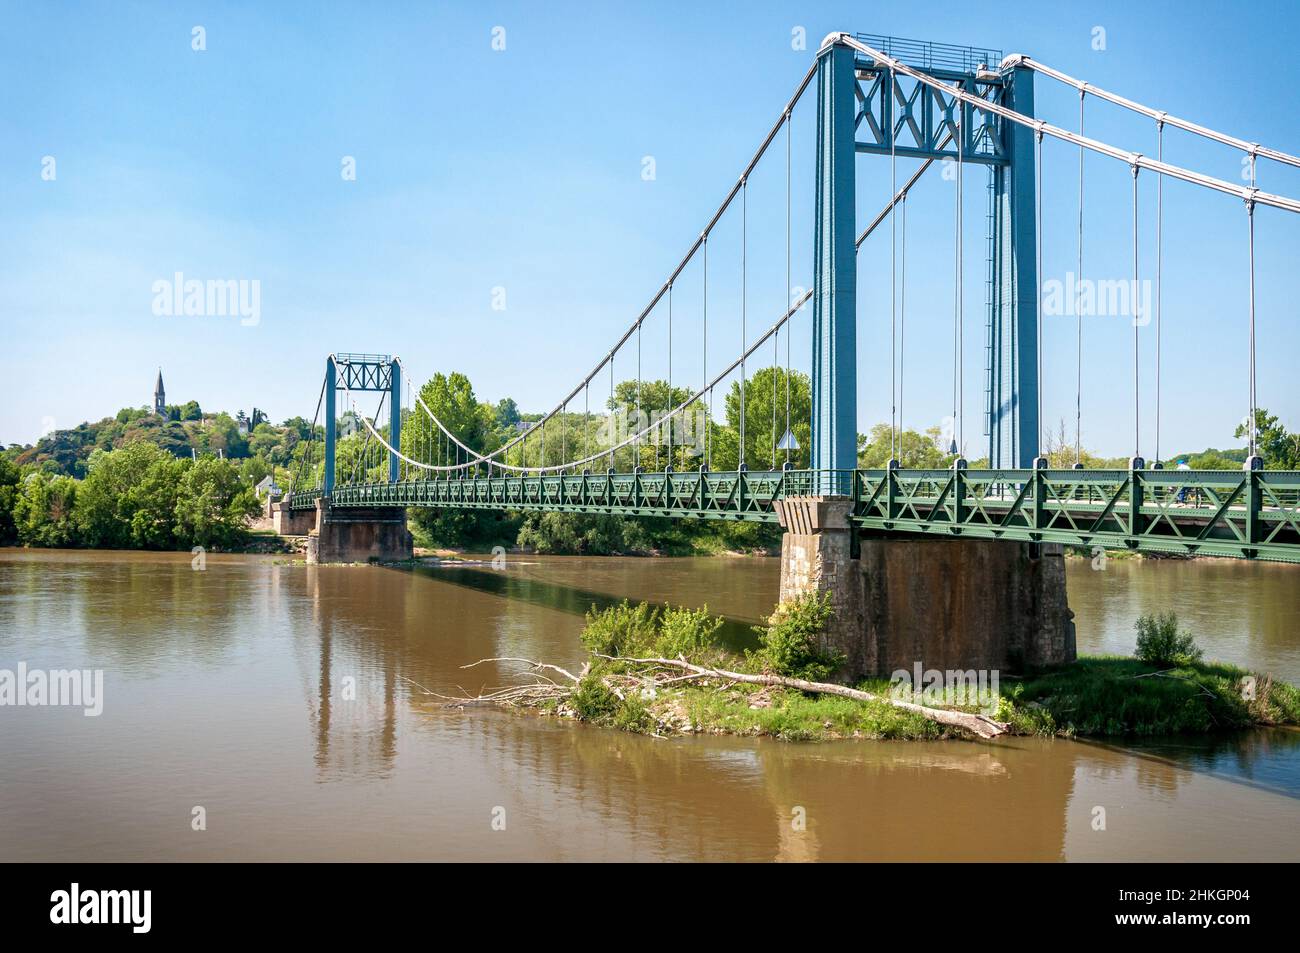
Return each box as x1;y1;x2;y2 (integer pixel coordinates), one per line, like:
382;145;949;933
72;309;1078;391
154;368;166;416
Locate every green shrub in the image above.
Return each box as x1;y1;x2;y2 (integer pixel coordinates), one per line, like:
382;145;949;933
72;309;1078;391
569;674;621;722
1135;612;1203;666
655;605;724;660
579;600;659;657
612;692;655;733
749;592;843;681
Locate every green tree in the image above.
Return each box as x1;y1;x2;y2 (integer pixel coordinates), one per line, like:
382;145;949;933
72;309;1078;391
0;457;19;544
494;397;521;428
709;367;811;471
13;472;79;547
856;423;956;469
174;456;259;548
128;454;187;548
1236;408;1299;470
203;412;249;458
76;442;181;549
404;372;501;547
605;379;698;470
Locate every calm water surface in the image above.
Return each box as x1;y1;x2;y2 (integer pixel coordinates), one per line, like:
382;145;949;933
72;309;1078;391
0;548;1297;861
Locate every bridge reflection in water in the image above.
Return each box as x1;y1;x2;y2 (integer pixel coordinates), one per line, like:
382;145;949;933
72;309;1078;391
278;556;1300;862
0;550;1295;861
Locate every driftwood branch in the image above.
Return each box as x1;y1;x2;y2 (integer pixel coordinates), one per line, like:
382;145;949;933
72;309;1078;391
437;653;1009;740
598;654;1010;739
460;657;583;684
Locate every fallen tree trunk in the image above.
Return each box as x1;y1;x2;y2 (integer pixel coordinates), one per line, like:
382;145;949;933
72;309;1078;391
602;655;1010;739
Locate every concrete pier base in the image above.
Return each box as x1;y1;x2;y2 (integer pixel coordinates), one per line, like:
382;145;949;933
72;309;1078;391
306;500;413;565
272;500;316;536
774;496;1075;680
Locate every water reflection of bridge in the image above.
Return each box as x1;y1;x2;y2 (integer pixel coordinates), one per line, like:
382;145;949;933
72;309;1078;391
279;559;1300;860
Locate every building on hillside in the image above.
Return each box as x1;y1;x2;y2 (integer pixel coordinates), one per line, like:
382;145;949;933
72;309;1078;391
256;474;282;518
154;368;166;416
237;408;268;435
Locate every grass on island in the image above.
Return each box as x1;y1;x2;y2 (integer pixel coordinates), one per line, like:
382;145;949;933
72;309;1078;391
552;601;1300;742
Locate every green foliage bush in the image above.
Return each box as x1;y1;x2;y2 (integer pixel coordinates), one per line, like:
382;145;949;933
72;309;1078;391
749;591;843;681
655;605;724;659
579;600;660;657
1135;612;1203;666
579;600;727;662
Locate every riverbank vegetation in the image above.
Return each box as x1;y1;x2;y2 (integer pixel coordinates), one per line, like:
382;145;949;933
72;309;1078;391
0;443;257;550
448;600;1300;742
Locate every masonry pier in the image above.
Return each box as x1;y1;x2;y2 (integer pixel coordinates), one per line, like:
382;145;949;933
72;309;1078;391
271;500;316;536
773;496;1076;680
304;499;413;565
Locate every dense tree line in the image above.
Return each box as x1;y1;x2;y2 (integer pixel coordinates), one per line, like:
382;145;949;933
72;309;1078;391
0;442;257;550
2;372;1292;556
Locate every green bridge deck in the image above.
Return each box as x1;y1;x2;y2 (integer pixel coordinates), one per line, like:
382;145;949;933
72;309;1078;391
288;468;1300;563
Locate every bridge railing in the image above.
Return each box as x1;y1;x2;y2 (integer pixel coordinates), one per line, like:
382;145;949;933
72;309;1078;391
285;466;1300;562
849;467;1300;561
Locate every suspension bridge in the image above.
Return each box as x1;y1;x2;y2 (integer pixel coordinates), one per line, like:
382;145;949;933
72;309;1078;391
280;33;1300;569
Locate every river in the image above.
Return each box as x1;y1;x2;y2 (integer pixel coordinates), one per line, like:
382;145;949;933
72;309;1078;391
1;548;1297;861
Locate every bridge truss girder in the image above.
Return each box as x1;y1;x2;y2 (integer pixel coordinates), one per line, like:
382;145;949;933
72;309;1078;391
290;467;1300;564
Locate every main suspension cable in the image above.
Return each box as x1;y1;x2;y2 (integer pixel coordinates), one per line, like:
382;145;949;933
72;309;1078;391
1010;55;1300;171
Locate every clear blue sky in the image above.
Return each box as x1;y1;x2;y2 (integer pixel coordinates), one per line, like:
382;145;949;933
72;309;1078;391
2;0;1297;459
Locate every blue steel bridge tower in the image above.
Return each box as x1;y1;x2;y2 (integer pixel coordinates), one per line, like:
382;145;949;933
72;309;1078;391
812;33;1038;477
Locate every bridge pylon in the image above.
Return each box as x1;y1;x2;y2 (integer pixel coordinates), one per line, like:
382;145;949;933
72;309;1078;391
817;33;1040;468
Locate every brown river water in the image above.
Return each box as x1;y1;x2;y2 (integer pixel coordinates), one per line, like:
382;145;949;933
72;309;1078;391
1;548;1297;862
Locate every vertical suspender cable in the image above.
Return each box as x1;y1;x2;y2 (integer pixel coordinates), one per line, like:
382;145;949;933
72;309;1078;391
1075;90;1085;465
785;109;792;466
772;330;779;469
1246;153;1257;461
1247;196;1257;459
1035;128;1044;462
740;179;748;469
667;281;673;469
1155;119;1164;466
899;191;907;457
951;104;961;454
1131;163;1141;460
704;235;711;470
957;95;965;454
636;318;642;466
890;67;898;460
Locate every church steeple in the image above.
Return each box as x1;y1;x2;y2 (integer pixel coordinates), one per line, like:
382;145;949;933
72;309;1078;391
154;367;166;415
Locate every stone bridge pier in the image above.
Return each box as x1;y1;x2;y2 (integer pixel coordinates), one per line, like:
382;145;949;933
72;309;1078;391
772;496;1075;681
272;500;316;536
275;499;413;564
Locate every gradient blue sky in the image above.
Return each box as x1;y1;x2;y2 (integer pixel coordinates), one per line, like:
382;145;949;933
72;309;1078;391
2;0;1297;458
